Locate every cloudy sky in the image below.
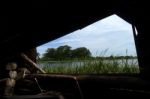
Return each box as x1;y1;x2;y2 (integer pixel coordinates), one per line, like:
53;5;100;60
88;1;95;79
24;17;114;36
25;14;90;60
37;14;137;57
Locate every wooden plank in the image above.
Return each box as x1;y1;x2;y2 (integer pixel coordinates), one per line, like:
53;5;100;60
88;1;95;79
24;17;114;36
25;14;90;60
21;53;46;73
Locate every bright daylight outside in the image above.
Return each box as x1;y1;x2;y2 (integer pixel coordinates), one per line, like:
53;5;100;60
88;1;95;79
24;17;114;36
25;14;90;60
37;14;139;74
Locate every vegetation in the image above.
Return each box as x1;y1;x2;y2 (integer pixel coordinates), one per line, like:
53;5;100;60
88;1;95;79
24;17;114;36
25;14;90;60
41;58;139;74
38;45;139;74
40;45;91;61
38;45;137;61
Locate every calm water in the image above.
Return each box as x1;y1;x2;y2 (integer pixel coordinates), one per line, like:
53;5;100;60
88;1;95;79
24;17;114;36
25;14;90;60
38;59;138;68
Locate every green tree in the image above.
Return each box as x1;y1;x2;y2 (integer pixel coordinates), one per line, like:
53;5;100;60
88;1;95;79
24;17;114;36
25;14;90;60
41;45;91;60
55;45;72;60
72;47;91;59
43;48;56;60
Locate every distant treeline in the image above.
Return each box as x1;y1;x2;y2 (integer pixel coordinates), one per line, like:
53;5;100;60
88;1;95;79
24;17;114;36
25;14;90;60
38;45;91;61
95;56;137;60
37;45;137;61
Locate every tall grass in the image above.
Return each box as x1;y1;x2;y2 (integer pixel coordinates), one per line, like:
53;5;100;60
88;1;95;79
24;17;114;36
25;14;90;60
42;58;140;74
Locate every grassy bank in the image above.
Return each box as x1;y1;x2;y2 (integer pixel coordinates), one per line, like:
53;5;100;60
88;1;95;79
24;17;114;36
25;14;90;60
41;58;140;74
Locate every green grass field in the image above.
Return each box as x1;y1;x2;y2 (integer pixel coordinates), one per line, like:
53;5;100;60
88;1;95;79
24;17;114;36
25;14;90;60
40;58;140;74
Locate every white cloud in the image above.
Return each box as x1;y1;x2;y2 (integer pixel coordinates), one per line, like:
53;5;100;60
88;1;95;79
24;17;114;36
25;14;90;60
37;14;137;56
